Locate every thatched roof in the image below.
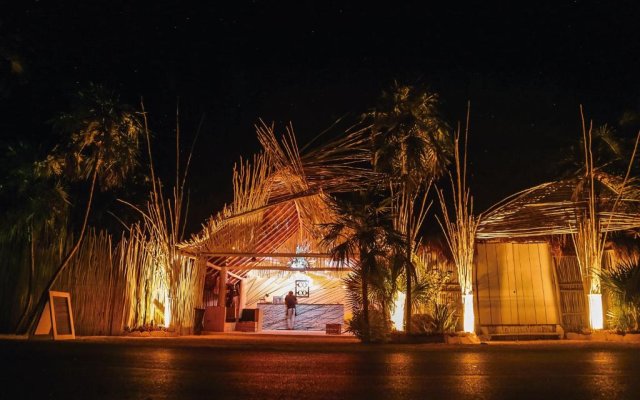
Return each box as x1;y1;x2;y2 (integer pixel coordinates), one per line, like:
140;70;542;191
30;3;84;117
178;121;377;277
477;171;640;240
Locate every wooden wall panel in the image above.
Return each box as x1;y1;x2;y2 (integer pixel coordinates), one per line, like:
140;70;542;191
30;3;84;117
486;243;502;325
496;242;514;324
538;244;560;324
527;244;546;323
506;243;520;324
516;244;534;324
512;243;526;324
244;271;348;308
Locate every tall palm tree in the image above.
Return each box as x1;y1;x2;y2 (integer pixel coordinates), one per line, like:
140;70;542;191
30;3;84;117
322;191;404;342
369;83;452;333
25;83;143;334
371;83;451;190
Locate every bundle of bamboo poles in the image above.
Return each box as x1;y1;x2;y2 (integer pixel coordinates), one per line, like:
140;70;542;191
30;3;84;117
571;111;604;297
117;102;208;334
118;225;170;330
571;107;640;329
118;181;205;333
52;225;174;335
437;115;481;333
572;215;602;295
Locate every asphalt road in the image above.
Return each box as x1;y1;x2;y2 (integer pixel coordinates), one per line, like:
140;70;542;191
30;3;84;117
1;335;639;400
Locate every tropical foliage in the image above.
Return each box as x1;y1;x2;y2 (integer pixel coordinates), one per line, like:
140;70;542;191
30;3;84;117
370;83;451;188
601;260;640;332
557;123;640;178
408;251;457;334
412;303;458;334
0;85;208;335
342;266;393;342
322;190;405;342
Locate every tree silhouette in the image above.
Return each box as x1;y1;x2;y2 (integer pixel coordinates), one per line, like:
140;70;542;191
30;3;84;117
25;83;143;334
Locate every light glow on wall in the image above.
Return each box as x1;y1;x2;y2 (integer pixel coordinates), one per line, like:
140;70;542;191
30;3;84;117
391;291;405;331
164;294;172;328
589;293;603;330
463;293;475;333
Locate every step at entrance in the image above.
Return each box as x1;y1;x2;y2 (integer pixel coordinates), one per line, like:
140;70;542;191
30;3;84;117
480;324;564;341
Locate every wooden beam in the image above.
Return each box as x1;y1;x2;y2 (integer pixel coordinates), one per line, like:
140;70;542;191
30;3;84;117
218;265;349;271
206;262;244;280
213;186;323;225
202;252;333;258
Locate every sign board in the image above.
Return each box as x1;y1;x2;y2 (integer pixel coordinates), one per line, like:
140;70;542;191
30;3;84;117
34;291;75;340
295;280;309;298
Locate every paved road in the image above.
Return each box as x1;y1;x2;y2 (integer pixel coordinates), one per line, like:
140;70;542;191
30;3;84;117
1;336;639;399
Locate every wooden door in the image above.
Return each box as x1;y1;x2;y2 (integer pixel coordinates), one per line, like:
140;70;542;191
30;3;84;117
476;242;560;326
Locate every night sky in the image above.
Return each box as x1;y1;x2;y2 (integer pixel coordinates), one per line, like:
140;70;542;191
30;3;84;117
2;1;640;235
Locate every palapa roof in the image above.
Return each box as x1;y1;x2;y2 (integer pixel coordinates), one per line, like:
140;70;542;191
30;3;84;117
477;171;640;240
178;121;378;278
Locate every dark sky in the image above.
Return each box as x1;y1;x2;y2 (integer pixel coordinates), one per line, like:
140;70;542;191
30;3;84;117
2;1;640;234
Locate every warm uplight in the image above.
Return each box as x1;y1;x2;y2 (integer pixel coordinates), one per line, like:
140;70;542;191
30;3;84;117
589;293;603;330
164;294;172;328
463;293;475;333
391;291;405;331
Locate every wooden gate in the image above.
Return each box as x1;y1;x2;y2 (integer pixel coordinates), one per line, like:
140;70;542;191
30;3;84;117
475;242;560;329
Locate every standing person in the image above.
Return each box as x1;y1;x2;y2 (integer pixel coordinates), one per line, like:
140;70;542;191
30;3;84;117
284;291;297;330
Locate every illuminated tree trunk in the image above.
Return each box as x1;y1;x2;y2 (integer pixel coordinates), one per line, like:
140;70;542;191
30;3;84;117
404;219;412;333
361;262;370;343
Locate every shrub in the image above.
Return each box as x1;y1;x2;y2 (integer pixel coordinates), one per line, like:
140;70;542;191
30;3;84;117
606;303;637;333
411;302;458;334
346;309;392;343
600;260;640;332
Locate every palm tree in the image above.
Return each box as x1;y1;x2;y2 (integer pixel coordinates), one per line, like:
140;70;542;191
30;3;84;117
369;83;452;333
25;83;143;334
370;84;451;190
321;190;404;342
555;124;621;175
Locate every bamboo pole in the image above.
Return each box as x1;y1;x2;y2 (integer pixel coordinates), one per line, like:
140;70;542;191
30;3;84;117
571;107;640;330
437;106;481;333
